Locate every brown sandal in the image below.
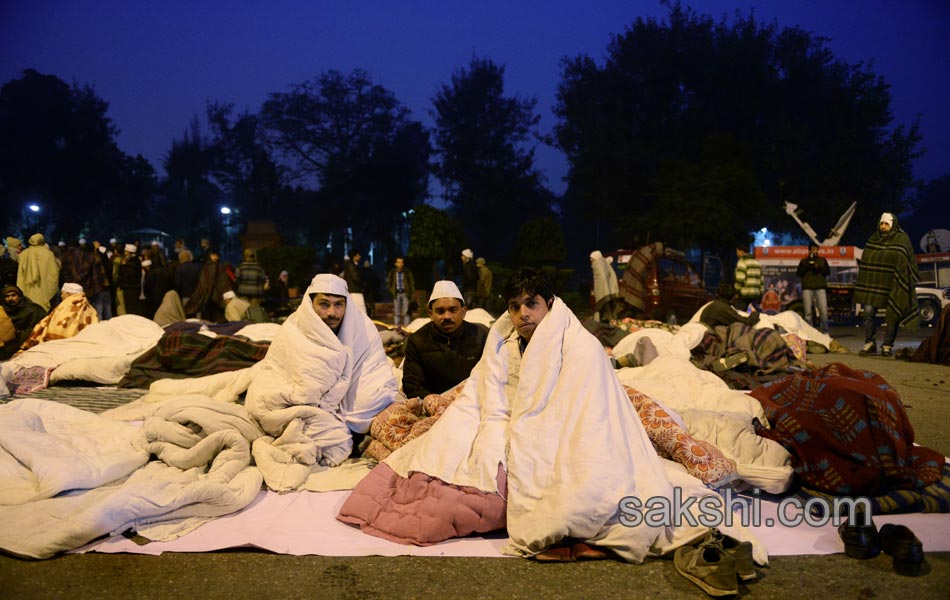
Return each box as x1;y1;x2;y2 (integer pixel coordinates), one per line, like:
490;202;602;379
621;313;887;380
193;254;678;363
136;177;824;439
571;542;609;561
534;544;574;562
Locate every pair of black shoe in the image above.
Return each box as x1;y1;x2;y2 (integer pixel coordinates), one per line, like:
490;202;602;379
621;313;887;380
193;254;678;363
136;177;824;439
838;513;925;576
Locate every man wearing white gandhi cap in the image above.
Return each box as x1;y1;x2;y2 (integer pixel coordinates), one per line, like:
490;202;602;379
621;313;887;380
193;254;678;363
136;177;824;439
400;279;489;399
244;273;401;480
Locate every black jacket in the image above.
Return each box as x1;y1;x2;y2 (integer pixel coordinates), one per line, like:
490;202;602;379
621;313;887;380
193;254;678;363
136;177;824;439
699;298;760;330
402;320;489;399
796;254;830;290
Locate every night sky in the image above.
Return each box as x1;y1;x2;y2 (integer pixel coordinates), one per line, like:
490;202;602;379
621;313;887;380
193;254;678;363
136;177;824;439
2;1;948;197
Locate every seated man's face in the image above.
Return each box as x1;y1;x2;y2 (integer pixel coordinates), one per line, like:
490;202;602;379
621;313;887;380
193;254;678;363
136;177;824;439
430;298;466;335
3;289;21;308
507;292;550;341
312;293;346;331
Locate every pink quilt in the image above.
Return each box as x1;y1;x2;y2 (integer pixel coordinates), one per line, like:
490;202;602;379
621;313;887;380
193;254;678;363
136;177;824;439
337;462;507;545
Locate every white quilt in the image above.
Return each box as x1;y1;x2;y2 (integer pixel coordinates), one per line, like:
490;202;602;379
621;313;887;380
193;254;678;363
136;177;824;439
2;315;165;385
385;298;766;564
612;324;794;493
0;397;262;559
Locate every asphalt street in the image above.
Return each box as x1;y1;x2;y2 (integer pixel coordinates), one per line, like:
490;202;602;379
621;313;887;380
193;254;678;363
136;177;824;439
2;324;948;599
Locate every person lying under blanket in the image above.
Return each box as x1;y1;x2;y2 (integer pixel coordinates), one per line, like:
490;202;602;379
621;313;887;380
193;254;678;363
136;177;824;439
246;274;402;485
339;267;764;572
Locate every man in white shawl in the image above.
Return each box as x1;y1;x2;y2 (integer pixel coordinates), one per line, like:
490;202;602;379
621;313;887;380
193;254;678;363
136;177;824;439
590;250;619;322
373;267;763;572
247;274;400;488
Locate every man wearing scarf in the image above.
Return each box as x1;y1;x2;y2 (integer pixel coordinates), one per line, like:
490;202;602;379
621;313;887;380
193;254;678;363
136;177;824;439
16;234;60;311
854;212;919;356
0;284;48;360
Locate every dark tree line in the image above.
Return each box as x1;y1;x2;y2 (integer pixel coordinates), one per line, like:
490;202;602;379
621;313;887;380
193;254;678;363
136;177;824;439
2;3;931;274
0;69;157;242
554;3;922;256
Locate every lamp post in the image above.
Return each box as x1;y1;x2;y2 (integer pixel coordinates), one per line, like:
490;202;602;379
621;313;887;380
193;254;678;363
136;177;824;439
220;206;232;262
23;203;41;235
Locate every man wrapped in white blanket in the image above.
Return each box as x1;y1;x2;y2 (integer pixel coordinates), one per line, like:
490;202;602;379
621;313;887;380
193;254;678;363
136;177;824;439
247;274;400;488
386;268;765;564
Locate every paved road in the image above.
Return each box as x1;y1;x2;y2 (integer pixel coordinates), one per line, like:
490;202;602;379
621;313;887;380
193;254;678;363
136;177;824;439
2;328;949;599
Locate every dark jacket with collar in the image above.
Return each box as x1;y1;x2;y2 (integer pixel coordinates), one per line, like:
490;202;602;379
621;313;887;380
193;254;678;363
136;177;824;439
402;319;489;399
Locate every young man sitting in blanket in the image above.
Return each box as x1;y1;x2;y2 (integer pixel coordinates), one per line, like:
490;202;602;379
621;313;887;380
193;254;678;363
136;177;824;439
340;267;764;590
246;274;401;488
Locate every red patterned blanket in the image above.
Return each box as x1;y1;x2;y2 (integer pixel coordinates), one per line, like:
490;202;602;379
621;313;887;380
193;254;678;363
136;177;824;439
750;363;945;496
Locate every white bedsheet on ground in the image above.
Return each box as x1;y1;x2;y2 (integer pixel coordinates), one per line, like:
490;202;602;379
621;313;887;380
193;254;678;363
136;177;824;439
82;487;950;558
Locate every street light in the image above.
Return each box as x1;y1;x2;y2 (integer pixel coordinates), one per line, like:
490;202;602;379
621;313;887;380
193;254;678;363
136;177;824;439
220;206;232;262
28;204;40;213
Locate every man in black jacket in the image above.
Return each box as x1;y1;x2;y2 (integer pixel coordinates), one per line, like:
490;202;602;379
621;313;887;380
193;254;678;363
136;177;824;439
796;243;831;333
401;280;488;399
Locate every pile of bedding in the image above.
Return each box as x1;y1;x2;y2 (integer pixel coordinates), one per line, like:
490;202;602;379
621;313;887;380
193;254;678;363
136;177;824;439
0;396;262;559
1;315;165;390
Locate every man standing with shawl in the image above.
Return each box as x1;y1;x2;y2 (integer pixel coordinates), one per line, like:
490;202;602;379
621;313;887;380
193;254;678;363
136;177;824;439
16;234;60;311
855;212;919;357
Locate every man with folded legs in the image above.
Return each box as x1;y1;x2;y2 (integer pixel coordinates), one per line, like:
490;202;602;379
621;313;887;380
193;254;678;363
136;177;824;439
401;280;488;399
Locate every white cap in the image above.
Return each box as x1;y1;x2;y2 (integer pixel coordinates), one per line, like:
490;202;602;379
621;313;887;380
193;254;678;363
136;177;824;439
98;246;107;254
78;238;86;245
124;243;136;253
461;248;473;259
109;238;117;244
62;282;83;295
880;212;895;226
58;241;65;247
590;250;603;260
223;290;236;300
140;259;152;267
428;280;464;306
309;273;348;296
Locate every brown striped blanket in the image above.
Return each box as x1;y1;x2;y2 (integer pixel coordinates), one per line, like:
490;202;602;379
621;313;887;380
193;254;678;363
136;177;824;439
118;331;270;388
690;322;803;389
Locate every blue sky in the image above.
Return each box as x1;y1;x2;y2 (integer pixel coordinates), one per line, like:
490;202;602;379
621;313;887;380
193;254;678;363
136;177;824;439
2;1;947;196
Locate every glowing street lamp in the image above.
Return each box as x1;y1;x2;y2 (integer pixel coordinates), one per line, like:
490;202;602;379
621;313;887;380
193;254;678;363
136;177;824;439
28;204;40;212
220;206;231;215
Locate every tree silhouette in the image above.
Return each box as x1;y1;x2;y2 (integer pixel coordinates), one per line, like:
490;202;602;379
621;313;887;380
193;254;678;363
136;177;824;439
157;116;223;246
0;69;156;241
553;3;921;252
431;57;551;259
260;69;429;257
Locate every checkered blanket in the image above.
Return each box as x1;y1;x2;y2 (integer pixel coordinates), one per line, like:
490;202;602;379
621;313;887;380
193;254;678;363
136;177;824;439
750;363;945;496
118;331;270;388
854;228;919;329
